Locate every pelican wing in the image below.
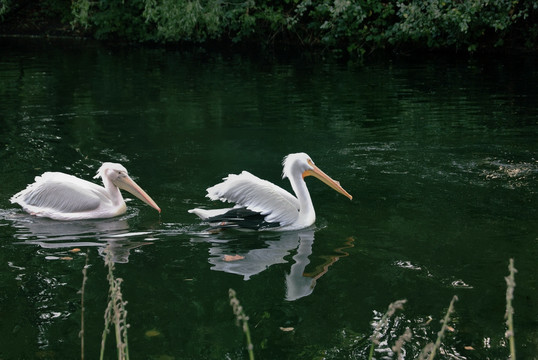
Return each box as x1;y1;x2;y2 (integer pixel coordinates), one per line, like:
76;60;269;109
11;172;109;213
207;171;300;226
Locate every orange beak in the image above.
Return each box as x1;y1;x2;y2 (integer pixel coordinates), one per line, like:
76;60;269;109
115;175;161;213
303;161;352;200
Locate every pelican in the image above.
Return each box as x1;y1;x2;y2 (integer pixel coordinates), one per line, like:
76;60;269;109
188;153;352;231
10;162;161;220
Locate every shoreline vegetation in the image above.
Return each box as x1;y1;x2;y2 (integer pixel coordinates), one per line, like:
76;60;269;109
0;0;536;60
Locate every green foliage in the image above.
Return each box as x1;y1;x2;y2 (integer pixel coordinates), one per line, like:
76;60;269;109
93;0;152;41
43;0;73;24
71;0;91;29
289;0;397;56
3;0;538;57
393;0;533;51
71;0;154;41
0;0;11;19
0;0;71;27
143;0;224;42
285;0;536;55
223;0;257;43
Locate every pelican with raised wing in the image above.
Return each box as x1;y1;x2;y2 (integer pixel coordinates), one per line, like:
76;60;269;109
10;162;161;220
188;153;352;231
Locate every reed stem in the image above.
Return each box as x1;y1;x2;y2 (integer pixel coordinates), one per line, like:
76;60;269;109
425;295;458;360
368;299;407;360
79;251;89;360
505;258;517;360
229;288;255;360
100;248;130;360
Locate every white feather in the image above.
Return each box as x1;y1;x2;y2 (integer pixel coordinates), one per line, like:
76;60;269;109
189;153;352;231
10;163;160;220
206;171;300;226
12;173;104;209
10;173;117;220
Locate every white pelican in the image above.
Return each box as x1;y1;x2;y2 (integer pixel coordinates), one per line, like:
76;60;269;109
188;153;352;231
10;163;161;220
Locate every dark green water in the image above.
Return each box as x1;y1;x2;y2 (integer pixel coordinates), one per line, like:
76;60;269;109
0;39;537;359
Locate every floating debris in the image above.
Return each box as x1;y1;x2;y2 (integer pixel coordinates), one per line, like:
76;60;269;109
223;254;245;262
145;329;161;338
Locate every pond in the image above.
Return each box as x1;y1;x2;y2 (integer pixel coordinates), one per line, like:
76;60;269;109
0;38;536;359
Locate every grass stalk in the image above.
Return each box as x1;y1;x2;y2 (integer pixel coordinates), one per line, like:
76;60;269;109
392;327;412;360
505;258;517;360
79;251;90;360
420;295;458;360
100;248;130;360
368;299;407;360
229;288;255;360
100;296;113;360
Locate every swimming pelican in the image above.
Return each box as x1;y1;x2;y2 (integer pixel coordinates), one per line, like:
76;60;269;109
188;153;352;231
10;162;161;220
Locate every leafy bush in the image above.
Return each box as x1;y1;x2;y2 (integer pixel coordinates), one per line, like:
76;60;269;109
5;0;538;57
72;0;153;41
143;0;224;42
287;0;398;56
0;0;11;19
393;0;535;51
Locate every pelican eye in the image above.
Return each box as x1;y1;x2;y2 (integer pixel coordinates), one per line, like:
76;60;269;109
117;171;127;178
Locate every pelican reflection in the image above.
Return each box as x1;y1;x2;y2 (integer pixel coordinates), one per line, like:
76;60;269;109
5;212;155;263
192;229;354;301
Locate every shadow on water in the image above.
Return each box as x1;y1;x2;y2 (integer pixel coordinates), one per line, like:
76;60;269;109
1;209;159;263
190;226;355;301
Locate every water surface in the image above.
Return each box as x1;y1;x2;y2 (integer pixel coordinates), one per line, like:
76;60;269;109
0;39;537;359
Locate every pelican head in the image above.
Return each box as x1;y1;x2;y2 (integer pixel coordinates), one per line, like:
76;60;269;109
95;162;161;213
282;153;352;200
